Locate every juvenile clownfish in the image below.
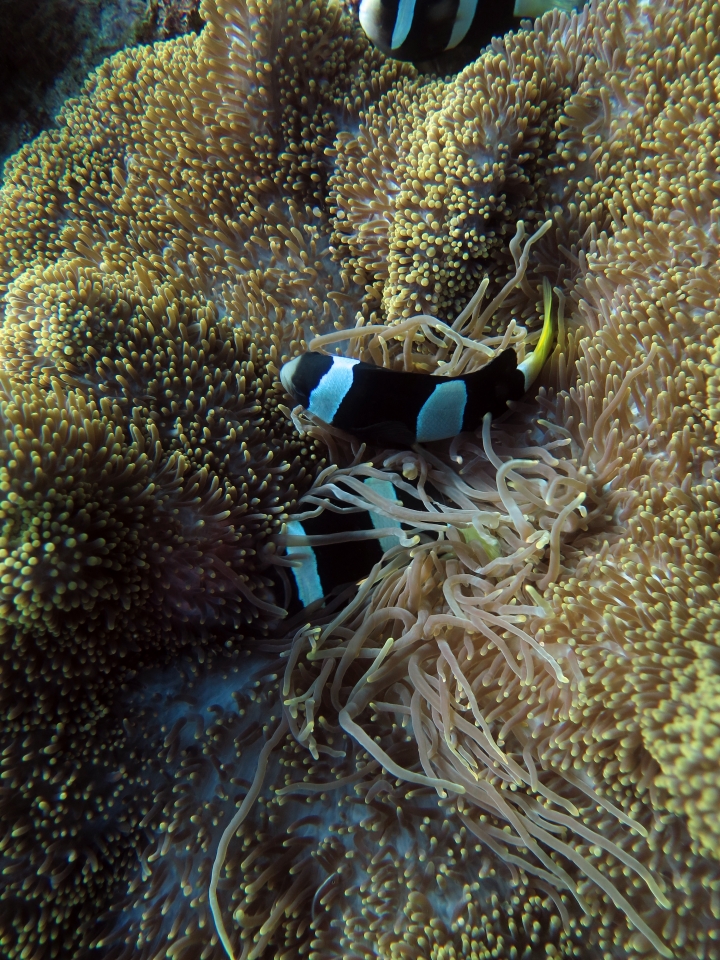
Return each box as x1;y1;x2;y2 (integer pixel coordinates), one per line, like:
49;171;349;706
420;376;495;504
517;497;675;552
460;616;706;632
358;0;580;63
279;282;554;448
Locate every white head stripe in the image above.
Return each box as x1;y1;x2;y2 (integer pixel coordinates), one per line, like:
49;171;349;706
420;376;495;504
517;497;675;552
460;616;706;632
363;477;403;552
307;357;359;424
279;355;301;395
359;0;385;45
286;521;324;607
391;0;417;49
446;0;478;48
416;379;467;443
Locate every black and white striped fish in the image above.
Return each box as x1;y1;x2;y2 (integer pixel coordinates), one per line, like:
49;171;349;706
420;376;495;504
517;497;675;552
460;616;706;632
283;476;413;613
279;288;554;609
279;290;554;448
358;0;579;62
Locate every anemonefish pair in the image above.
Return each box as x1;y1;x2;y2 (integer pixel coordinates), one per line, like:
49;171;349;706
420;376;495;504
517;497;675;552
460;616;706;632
279;288;554;608
279;284;554;609
358;0;580;63
280;284;554;449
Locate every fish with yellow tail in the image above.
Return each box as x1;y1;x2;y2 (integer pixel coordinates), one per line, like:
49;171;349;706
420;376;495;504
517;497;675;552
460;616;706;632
280;277;556;448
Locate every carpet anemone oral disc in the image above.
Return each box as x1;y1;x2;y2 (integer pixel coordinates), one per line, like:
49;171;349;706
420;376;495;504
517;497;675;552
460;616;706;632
1;0;720;957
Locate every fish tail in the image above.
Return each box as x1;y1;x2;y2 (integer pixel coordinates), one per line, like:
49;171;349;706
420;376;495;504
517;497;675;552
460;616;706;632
517;277;555;389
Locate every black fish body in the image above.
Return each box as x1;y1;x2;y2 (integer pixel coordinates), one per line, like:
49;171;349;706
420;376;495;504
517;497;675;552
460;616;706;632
282;476;422;612
359;0;510;62
280;280;554;446
281;349;525;446
358;0;579;63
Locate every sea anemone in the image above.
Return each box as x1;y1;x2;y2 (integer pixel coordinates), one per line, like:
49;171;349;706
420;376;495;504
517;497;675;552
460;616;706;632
1;0;720;958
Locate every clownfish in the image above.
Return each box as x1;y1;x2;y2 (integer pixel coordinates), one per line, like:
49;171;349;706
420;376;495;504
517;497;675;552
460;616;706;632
283;476;413;613
358;0;580;63
279;282;554;448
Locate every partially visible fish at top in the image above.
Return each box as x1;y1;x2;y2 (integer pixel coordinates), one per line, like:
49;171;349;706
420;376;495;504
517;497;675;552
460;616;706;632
358;0;581;63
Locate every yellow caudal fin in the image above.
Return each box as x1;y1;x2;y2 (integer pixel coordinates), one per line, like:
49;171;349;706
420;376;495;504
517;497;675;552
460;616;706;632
517;277;554;390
